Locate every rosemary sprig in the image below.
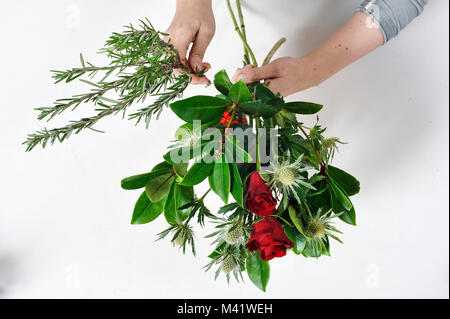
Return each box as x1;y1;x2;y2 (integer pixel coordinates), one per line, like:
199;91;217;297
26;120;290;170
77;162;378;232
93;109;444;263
25;18;191;152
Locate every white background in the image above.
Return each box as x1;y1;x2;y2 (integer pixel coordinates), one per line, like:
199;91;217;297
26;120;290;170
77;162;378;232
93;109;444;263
0;0;448;299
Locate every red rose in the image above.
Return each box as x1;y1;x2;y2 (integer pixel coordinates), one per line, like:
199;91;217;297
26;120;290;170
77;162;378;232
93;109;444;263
246;217;294;261
245;172;277;217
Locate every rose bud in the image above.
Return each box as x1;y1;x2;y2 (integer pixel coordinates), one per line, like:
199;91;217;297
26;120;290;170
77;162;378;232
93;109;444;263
246;216;294;261
245;172;277;216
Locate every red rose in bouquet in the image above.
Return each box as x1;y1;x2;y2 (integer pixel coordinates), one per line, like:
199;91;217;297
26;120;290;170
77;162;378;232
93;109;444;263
245;172;277;217
246;216;294;261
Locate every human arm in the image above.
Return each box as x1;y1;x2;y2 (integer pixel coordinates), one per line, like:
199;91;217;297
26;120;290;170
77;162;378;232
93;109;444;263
232;0;428;96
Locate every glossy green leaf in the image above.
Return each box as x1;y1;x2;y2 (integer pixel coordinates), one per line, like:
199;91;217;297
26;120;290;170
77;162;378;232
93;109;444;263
327;166;360;196
164;183;194;224
131;192;166;224
239;100;280;118
180;160;214;186
145;171;175;203
209;155;231;204
328;179;353;211
230;160;243;206
284;227;307;254
288;206;308;237
246;252;270;292
121;168;171;190
170;96;229;123
229;80;252;103
248;82;276;103
214;69;233;95
173;162;188;178
283;102;323;115
329;187;356;226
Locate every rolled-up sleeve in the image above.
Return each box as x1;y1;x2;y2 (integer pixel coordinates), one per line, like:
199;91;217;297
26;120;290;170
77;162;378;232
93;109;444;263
356;0;428;43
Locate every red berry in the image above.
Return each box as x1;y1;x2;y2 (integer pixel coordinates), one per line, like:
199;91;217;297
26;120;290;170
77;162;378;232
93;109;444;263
240;118;248;124
223;111;230;117
220;118;227;124
231;120;239;124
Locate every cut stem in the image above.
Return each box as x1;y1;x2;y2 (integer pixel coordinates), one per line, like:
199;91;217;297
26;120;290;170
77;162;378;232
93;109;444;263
236;0;250;65
255;117;261;171
226;0;258;66
263;37;287;66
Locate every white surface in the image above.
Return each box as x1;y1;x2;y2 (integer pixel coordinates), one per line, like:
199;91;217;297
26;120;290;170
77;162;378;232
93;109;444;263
0;0;448;299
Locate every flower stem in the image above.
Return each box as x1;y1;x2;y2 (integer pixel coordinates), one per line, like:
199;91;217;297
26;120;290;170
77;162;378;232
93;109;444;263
298;123;325;169
263;37;286;66
255;117;261;172
226;0;258;66
236;0;250;65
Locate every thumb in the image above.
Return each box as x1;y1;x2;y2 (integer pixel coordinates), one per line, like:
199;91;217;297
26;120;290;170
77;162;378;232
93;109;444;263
189;28;214;72
232;63;278;84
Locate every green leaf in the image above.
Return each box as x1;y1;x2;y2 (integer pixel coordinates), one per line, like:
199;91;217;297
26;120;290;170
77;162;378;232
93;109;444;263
209;155;231;204
225;134;253;163
180;160;214;186
164;183;194;224
284;227;307;254
248;82;276;103
230;160;243;206
327;166;360;196
246;252;270;292
170;96;229;123
329;186;356;226
121;168;171;190
328;179;353;211
239;100;281;118
283;102;323;115
173;162;188;178
164;183;177;224
288;206;308;237
131;192;166;224
145;171;175;203
229;80;252;103
214;69;233;95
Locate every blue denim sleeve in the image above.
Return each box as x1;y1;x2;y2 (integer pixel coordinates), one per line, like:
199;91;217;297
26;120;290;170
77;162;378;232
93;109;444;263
356;0;428;43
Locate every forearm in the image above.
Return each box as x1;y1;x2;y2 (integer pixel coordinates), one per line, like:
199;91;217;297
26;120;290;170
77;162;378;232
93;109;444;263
297;11;384;91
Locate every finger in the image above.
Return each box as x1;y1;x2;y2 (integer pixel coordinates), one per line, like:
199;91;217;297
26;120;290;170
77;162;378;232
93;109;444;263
190;73;211;85
164;31;192;65
188;27;214;71
232;63;278;84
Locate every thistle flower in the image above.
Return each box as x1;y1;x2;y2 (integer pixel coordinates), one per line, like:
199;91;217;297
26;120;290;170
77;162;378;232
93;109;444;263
304;208;343;256
157;222;196;255
267;153;315;203
221;255;237;274
225;224;244;245
319;137;346;164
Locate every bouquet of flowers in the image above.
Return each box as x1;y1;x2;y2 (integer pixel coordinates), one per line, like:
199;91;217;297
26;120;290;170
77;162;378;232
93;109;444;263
25;1;359;291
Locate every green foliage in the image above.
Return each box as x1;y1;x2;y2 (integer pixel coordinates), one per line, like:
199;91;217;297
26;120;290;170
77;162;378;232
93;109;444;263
230;160;244;206
214;69;233;95
131;192;166;224
121;169;171;190
229;80;252;103
180;161;214;186
25;19;191;151
327;165;360;196
209;154;231;204
246;252;270;292
170;96;230;123
283;101;323;115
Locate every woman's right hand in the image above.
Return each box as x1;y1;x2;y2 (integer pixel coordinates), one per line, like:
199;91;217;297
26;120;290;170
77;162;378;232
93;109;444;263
165;0;216;84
